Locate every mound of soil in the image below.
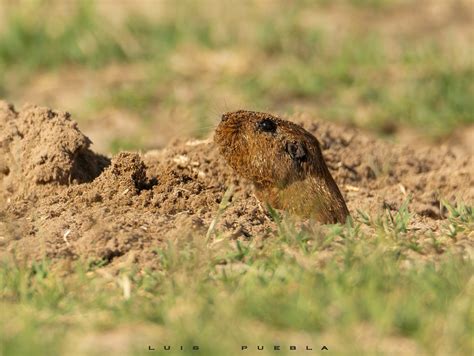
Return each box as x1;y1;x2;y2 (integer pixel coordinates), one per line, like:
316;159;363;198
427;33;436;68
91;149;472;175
0;101;472;271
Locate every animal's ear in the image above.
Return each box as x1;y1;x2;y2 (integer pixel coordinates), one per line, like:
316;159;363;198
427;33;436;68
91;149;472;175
285;141;307;162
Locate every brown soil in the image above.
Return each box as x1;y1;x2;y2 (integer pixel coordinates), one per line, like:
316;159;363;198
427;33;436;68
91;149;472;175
0;101;472;271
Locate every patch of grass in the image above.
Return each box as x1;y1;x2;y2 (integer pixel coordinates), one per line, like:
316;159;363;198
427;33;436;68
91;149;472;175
348;0;399;8
109;137;146;154
0;79;6;98
1;206;472;355
385;68;474;136
443;201;474;239
0;1;129;71
258;35;384;102
95;83;158;117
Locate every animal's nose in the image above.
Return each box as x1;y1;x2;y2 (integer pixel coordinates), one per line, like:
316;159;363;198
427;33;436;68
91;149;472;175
221;113;230;122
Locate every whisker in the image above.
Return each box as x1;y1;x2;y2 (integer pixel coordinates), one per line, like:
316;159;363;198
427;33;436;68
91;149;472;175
207;105;221;117
223;97;229;112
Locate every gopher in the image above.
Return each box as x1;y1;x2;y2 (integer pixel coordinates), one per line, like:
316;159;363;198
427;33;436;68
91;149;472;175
214;110;350;224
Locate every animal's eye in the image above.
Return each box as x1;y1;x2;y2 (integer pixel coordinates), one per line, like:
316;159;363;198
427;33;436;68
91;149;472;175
258;119;277;133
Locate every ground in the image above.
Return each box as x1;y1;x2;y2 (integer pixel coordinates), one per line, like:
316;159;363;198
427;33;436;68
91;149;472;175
0;1;473;355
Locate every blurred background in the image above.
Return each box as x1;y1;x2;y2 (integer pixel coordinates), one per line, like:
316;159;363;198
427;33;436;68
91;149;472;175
0;0;472;154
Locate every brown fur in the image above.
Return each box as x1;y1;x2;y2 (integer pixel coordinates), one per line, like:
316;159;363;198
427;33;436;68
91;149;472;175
214;110;350;224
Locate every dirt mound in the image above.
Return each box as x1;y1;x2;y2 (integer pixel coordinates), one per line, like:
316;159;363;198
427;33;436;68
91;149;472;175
0;101;472;271
0;101;109;198
296;113;473;220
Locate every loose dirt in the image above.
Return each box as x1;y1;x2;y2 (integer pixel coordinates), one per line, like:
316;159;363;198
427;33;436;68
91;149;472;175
0;101;472;271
